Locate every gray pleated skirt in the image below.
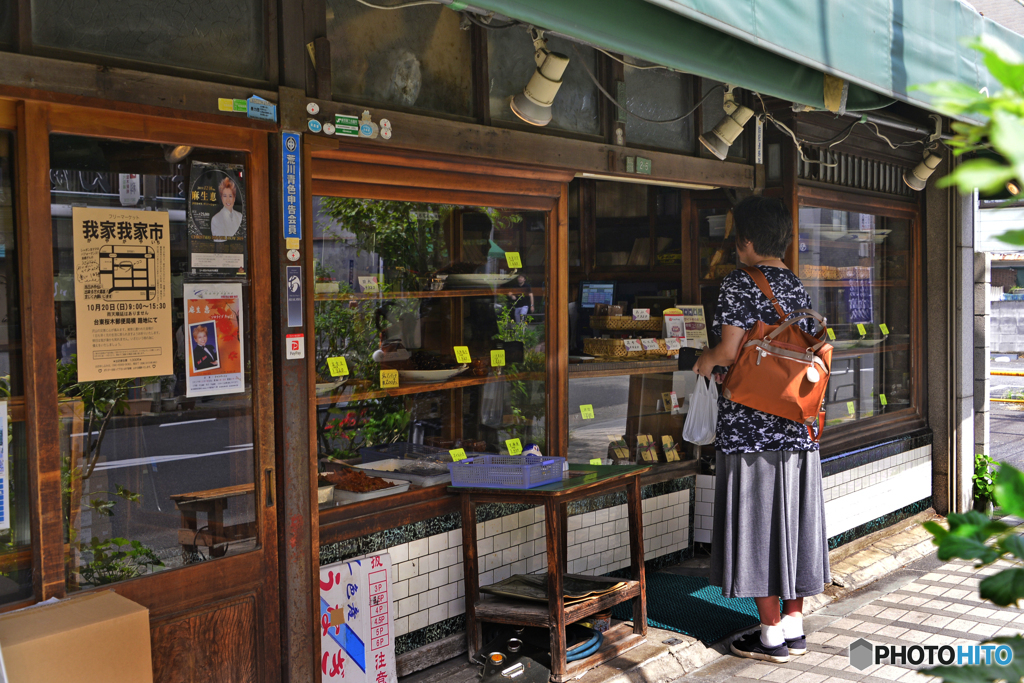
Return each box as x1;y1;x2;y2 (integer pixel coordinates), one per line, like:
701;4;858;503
709;450;831;600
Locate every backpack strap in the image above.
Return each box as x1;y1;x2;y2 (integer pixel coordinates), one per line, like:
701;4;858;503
741;266;788;321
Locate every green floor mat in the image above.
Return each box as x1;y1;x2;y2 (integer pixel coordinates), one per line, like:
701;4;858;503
610;572;759;645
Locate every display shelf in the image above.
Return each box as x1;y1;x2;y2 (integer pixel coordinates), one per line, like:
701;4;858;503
801;280;908;288
832;342;910;357
569;358;679;379
314;371;545;404
474;577;640;627
314;287;544;301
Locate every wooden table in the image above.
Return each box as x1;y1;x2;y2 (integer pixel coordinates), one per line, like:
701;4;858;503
451;464;650;683
170;483;256;558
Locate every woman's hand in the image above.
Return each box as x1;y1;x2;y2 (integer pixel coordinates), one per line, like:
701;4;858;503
691;324;746;379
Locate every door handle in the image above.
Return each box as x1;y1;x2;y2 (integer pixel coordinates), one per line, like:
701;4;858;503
265;468;275;508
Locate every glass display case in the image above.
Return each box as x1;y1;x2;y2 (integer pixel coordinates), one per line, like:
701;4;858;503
593;181;683;272
797;206;913;426
312;198;547;505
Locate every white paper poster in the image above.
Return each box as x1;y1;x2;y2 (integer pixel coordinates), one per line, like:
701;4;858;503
320;554;396;683
184;282;245;397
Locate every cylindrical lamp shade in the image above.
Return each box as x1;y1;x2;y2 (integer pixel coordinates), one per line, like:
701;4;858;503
510;51;569;126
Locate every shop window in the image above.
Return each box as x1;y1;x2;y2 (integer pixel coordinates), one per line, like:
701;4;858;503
30;0;266;80
0;4;13;51
593;181;681;270
0;132;32;604
327;0;473;117
50;135;259;592
311;197;546;501
488;30;600;136
798;206;913;425
623;60;695;154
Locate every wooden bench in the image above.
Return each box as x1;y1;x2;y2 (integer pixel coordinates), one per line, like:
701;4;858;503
170;483;256;559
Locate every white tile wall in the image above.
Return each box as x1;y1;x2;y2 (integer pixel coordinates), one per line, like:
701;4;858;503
357;489;690;639
692;445;933;545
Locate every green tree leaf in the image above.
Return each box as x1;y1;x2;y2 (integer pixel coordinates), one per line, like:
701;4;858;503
936;534;1000;564
937;158;1016;193
979;568;1024;606
998;532;1024;560
994;464;1024;518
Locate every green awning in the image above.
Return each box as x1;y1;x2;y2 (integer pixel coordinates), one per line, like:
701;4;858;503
463;0;1016;118
465;0;892;111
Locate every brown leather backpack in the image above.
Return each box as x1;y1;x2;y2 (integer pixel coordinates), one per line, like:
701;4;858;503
720;267;833;441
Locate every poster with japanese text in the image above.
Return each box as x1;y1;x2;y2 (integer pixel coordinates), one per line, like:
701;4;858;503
184;282;245;397
680;305;709;346
320;554;396;683
187;161;247;277
72;208;173;382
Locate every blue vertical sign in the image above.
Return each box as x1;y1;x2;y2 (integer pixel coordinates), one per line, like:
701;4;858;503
282;132;301;240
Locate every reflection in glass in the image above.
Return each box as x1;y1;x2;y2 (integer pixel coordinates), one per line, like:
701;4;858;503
0;132;32;604
50;135;258;591
594;181;681;269
312;198;547;489
798;206;912;425
489;30;600;136
327;0;473;117
31;0;265;79
624;61;694;153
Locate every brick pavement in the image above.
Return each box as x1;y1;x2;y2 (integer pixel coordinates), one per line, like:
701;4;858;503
672;521;1024;683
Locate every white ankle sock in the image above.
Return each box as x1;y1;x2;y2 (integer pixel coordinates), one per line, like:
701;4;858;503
780;613;803;639
760;623;785;648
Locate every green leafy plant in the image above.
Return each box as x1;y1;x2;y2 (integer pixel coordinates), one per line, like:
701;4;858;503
922;462;1024;682
974;453;998;508
78;536;163;586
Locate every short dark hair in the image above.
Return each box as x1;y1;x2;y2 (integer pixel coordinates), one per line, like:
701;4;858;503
732;196;792;259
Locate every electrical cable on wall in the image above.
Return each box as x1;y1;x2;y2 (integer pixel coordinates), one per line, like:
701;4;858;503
355;0;441;9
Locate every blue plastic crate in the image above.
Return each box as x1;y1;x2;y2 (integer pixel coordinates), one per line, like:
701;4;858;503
448;454;565;489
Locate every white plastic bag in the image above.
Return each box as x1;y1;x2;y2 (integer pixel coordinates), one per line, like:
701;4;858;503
682;376;718;445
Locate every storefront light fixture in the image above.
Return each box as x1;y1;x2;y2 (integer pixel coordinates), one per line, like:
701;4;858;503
510;29;570;127
164;145;193;163
1007;180;1020;196
902;151;942;191
699;86;754;161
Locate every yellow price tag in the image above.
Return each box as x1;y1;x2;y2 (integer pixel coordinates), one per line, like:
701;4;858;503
826;328;836;341
880;394;888;406
846;401;855;415
589;458;602;465
580;404;595;419
879;324;890;335
453;346;472;364
490;350;506;367
505;438;523;455
857;323;867;336
327;357;349;377
450;448;467;461
505;252;523;269
380;369;399;389
217;98;234;111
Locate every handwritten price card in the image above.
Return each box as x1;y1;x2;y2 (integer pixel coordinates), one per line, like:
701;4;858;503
505;438;523;455
358;276;380;293
580;404;595;419
453;346;472;364
826;328;836;341
664;338;682;351
327;357;349;377
490;349;506;367
449;448;467;461
633;308;650;321
505;252;523;269
380;369;399;389
623;339;643;352
879;324;890;335
846;401;856;415
880;394;888;406
856;323;867;336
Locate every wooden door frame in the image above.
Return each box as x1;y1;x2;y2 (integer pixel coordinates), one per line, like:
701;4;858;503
11;96;281;681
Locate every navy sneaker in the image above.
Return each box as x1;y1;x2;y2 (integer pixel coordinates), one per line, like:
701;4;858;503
730;632;791;663
785;635;807;656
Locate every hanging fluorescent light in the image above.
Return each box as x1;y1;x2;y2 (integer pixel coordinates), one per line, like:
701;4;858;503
902;152;942;191
510;29;569;127
698;87;754;160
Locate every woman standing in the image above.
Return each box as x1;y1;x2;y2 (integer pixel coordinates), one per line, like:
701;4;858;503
692;196;830;663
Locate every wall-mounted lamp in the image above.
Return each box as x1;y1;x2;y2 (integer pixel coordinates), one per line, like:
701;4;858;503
699;87;754;160
902;152;942;191
164;145;193;163
510;29;569;127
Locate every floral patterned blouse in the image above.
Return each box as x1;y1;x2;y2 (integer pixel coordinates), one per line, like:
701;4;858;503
711;266;817;454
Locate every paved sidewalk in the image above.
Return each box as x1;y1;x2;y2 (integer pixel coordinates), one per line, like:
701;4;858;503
671;519;1024;683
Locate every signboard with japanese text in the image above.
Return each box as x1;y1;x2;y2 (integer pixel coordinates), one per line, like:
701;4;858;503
282;132;302;240
184;282;245;398
72;207;173;381
187;161;248;277
320;554;396;683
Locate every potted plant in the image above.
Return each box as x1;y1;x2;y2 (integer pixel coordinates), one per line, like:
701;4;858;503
973;452;997;515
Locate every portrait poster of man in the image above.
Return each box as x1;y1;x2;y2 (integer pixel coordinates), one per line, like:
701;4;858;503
187;161;248;277
184;282;245;397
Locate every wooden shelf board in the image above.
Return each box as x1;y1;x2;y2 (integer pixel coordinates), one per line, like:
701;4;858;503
473;577;640;627
831;342;910;357
569;358;679;379
315;287;544;301
315;371;545;404
558;623;646;682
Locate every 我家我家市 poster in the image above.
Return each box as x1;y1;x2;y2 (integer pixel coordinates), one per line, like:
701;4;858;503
72;207;173;382
187;161;248;277
184;282;245;397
